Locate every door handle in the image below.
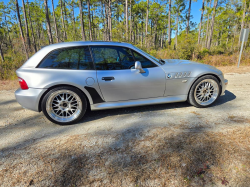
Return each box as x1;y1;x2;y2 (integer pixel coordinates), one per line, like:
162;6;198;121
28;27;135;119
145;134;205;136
102;77;115;81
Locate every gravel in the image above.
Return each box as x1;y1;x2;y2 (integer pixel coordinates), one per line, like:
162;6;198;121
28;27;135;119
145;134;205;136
0;73;249;149
0;73;249;186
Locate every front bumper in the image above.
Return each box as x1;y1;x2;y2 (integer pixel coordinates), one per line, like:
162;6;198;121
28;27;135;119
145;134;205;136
15;88;47;112
219;73;228;95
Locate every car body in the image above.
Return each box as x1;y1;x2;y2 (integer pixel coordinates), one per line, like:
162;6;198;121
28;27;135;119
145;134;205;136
15;41;228;125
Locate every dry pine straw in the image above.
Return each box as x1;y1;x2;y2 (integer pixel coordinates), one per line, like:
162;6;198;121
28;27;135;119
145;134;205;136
0;80;19;91
0;125;250;187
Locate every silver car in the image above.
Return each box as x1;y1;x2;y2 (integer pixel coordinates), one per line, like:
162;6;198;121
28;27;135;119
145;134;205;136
15;41;228;125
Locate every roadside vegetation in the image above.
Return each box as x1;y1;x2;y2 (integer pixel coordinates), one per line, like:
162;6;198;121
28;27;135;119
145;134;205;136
1;0;250;80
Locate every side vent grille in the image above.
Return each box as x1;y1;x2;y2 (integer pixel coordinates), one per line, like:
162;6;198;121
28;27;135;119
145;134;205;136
168;72;191;79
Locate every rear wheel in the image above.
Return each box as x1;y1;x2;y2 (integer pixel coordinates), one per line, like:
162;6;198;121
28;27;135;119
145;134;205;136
188;75;221;108
42;86;87;125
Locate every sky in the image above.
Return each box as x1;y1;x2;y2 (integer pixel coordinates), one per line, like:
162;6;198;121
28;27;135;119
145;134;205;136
3;0;204;27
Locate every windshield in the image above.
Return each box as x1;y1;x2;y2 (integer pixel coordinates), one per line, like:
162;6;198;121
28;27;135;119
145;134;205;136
133;46;159;62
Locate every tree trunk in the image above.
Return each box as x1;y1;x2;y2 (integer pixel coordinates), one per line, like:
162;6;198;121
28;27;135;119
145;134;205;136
160;32;163;48
0;42;4;62
186;0;192;35
21;0;31;51
79;0;86;41
101;1;105;40
175;13;179;50
205;0;212;47
141;21;143;48
226;26;230;49
207;0;218;49
231;25;237;52
154;19;158;49
125;0;128;41
145;0;149;44
216;31;220;46
44;0;53;44
92;10;95;40
27;0;37;52
105;1;109;41
87;0;93;41
132;16;135;43
5;15;14;52
71;2;76;41
130;0;132;42
108;0;112;41
61;0;67;40
135;23;137;44
238;1;246;49
15;0;29;60
151;20;152;35
168;0;171;46
51;0;59;43
198;0;205;44
63;0;68;40
36;23;41;48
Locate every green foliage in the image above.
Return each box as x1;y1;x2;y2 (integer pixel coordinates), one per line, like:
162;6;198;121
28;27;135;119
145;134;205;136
0;51;24;80
178;40;195;60
197;48;210;59
0;0;250;80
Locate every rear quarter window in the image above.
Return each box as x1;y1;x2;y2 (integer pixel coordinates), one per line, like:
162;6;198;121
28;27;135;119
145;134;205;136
37;47;94;70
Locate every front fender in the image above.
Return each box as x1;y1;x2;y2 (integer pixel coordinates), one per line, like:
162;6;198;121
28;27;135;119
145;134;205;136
162;63;224;96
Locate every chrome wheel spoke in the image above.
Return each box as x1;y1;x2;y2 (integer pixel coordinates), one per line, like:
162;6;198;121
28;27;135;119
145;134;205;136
46;90;82;123
59;94;63;101
194;79;219;106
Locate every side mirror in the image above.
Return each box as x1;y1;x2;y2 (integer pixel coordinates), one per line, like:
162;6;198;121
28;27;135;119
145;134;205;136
135;61;145;73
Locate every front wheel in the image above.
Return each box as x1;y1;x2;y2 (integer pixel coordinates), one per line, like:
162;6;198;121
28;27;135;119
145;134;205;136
42;86;87;125
188;75;221;108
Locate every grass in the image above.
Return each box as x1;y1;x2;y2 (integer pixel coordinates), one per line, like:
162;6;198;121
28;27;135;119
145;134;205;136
152;49;250;67
228;115;250;124
0;79;19;91
1;124;250;186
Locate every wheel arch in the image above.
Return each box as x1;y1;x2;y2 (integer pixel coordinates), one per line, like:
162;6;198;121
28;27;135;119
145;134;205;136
38;84;92;112
188;73;222;96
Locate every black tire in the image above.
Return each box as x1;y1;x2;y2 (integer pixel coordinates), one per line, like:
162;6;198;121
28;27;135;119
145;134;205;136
188;75;221;108
41;86;87;125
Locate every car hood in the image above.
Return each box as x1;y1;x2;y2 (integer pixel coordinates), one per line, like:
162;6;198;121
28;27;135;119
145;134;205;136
160;59;222;76
163;59;200;65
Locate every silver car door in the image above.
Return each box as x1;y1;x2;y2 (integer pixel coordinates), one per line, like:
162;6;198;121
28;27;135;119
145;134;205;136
91;46;166;102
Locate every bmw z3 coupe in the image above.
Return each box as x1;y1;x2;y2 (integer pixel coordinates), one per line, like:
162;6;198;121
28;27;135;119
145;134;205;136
15;41;228;125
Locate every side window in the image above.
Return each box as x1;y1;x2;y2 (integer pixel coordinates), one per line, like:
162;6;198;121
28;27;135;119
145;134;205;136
78;47;94;70
91;46;135;70
38;47;94;70
117;47;135;69
132;50;157;68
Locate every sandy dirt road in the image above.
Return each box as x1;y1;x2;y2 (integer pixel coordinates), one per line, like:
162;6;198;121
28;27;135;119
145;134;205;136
0;73;248;148
0;73;249;186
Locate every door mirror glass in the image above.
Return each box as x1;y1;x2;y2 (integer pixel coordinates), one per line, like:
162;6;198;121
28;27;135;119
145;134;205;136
135;61;145;73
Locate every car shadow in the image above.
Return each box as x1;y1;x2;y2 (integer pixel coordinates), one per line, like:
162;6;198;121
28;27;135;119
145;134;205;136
212;90;236;107
79;90;236;124
0;99;17;106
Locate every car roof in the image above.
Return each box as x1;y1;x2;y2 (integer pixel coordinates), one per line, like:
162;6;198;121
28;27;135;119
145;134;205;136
41;41;134;49
21;41;135;68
